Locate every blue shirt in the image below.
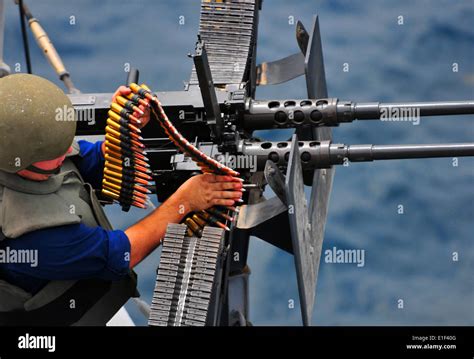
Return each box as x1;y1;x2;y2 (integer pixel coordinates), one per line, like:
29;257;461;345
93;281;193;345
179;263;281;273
0;141;131;294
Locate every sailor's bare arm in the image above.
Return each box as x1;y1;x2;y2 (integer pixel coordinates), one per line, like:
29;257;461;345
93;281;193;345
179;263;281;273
125;174;243;267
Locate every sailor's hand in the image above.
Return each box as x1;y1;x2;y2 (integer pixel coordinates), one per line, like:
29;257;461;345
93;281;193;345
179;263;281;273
112;86;151;128
174;174;243;213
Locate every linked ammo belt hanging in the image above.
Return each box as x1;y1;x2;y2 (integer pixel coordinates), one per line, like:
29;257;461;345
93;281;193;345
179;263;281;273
102;85;152;211
190;0;258;86
102;82;240;236
148;223;225;326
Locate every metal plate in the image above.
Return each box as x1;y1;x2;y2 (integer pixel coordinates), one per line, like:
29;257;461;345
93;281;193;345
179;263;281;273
285;135;315;326
256;52;305;86
299;15;335;325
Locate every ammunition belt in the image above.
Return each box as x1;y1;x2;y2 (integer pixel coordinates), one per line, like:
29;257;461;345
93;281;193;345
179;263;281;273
148;223;225;326
116;83;240;236
102;85;152;211
101;81;240;226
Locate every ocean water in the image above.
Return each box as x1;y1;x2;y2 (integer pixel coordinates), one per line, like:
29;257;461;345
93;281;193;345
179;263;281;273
3;0;473;325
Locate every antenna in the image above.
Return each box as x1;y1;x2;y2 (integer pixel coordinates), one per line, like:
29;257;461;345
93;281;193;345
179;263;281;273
0;0;9;77
14;0;79;93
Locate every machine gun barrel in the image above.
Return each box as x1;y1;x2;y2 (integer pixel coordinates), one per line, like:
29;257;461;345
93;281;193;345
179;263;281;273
243;98;474;129
332;143;474;161
354;101;474;119
238;140;474;170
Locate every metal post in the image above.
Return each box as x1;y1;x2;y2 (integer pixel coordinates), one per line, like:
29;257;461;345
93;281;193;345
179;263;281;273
16;0;79;93
0;0;10;77
192;38;223;141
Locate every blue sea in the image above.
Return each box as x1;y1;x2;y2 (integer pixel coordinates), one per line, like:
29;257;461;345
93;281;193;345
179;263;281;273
4;0;473;325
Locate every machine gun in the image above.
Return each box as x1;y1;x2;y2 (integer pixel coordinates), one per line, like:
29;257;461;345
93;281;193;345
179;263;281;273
12;0;472;326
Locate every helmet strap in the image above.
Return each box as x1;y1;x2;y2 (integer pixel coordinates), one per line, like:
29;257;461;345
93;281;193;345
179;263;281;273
25;164;61;175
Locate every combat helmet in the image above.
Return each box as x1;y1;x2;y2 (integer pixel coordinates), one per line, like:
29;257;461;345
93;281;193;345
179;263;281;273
0;73;76;173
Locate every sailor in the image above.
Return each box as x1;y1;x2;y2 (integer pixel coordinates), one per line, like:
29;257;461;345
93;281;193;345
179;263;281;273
0;74;243;324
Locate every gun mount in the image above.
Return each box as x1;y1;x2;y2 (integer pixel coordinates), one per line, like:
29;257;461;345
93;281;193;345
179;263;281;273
9;0;472;326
